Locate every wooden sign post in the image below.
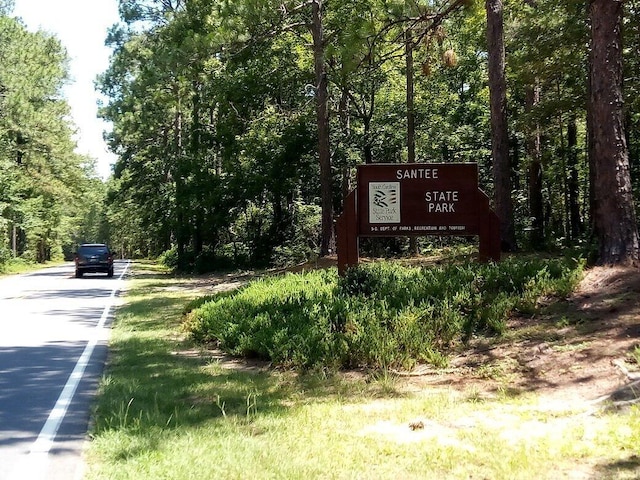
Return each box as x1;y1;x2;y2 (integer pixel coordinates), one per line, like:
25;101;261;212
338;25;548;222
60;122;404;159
337;163;500;275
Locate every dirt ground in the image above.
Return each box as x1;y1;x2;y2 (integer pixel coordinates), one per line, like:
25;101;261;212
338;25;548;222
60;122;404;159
397;265;640;408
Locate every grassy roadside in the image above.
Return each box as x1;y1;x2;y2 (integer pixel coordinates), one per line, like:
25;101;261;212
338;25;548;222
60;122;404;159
85;261;640;480
0;258;66;276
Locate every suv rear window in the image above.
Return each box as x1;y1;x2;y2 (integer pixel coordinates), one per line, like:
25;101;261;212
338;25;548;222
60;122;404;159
78;245;109;255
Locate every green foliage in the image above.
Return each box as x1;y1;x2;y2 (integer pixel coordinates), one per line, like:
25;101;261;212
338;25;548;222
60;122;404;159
0;244;11;269
0;15;104;266
158;247;179;269
633;346;640;368
98;0;506;270
184;256;585;371
98;0;640;269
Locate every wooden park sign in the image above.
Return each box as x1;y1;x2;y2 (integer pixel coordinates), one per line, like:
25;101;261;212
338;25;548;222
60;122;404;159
336;163;500;275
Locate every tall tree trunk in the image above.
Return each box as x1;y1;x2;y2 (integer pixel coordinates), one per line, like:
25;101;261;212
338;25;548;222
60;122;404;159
486;0;517;251
174;103;188;270
558;111;570;241
406;28;419;255
338;88;351;209
15;131;25;165
526;83;544;248
310;0;334;256
406;29;416;165
12;224;16;257
191;81;203;256
589;0;640;265
567;117;582;239
363;114;373;164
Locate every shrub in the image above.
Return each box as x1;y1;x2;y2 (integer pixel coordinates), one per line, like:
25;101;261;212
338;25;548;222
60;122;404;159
183;256;585;371
158;247;179;269
0;246;10;272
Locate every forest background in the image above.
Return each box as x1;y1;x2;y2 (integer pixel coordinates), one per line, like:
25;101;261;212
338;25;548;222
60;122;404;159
1;0;639;272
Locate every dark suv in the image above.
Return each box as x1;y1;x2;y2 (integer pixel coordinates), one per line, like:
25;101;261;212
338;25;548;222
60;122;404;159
74;243;114;278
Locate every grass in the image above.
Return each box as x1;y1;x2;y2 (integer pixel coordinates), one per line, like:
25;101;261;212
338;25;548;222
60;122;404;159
0;257;66;276
633;346;640;367
86;260;640;480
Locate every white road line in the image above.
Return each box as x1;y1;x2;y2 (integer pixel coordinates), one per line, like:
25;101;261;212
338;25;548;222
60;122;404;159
9;261;130;479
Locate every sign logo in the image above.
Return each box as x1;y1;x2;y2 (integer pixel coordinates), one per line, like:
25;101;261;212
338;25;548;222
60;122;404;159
369;182;400;223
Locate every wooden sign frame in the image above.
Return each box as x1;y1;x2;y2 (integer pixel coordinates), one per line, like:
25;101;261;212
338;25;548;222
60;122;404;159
336;163;500;275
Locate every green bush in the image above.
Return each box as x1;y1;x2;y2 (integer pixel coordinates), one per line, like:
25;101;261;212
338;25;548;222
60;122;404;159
183;256;585;371
0;246;10;271
158;247;179;269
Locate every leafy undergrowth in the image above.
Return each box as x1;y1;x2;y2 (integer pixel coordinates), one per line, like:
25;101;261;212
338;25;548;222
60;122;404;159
0;257;64;275
183;256;585;371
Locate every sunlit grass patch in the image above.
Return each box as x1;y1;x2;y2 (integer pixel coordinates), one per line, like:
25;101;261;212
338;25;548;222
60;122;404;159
0;257;66;275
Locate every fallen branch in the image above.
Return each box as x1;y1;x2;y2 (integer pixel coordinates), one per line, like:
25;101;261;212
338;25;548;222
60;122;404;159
613;359;640;380
391;367;460;377
605;397;640;412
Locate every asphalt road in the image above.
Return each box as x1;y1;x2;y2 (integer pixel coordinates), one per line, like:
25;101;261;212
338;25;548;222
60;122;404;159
0;261;129;479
